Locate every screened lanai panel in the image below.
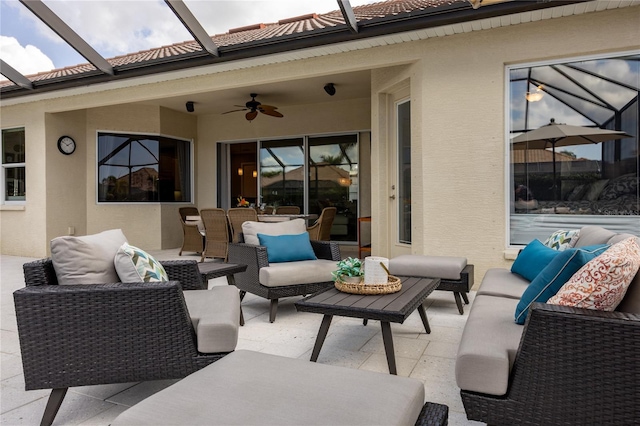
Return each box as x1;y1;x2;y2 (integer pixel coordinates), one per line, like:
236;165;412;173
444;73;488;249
259;138;304;208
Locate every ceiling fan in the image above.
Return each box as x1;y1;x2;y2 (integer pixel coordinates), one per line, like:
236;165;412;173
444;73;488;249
222;93;283;121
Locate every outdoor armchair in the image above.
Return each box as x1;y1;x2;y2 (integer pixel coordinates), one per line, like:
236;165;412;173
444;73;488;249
200;208;230;261
15;258;239;426
227;219;340;322
179;206;204;255
307;206;337;241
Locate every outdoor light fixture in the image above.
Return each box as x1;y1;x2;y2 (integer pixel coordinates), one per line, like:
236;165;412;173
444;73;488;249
186;101;195;112
324;83;336;96
237;167;243;176
252;170;257;178
525;86;544;102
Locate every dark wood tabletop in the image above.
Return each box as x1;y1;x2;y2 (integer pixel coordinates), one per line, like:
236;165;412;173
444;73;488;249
197;262;247;282
295;276;440;374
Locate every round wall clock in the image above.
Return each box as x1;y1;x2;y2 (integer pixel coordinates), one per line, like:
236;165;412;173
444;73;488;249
57;136;76;155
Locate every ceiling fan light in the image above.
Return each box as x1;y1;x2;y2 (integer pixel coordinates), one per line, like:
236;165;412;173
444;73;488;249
525;86;544;102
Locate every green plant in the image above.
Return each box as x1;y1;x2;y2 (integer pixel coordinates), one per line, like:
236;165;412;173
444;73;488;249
332;257;363;280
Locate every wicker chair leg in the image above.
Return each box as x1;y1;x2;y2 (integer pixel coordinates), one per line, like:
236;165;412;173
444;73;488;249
41;388;68;426
269;299;279;323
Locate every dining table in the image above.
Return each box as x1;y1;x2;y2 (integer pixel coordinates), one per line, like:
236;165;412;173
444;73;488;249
257;214;318;223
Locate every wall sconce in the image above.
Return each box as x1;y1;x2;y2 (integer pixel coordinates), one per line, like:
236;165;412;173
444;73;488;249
525;85;544;102
237;167;243;176
252;170;258;178
324;83;336;96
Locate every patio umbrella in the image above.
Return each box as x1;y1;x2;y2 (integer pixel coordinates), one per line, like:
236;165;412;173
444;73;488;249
511;118;632;200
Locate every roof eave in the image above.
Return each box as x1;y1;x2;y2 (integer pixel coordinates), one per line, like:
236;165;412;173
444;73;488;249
0;0;588;100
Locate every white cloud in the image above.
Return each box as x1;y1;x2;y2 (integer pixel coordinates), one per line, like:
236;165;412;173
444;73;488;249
0;35;55;80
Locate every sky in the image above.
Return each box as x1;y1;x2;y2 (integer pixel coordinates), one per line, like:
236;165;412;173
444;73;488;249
0;0;375;79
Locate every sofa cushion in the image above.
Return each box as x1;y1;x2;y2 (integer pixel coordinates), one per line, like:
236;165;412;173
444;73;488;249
616;269;640;314
476;268;530;299
455;294;524;396
598;174;637;200
573;225;617;247
511;239;560;281
112;350;425;426
183;287;240;353
514;244;610;325
257;232;317;263
259;259;337;287
114;243;168;282
389;254;466;280
242;219;307;246
543;229;580;251
50;229;128;285
549;237;640;311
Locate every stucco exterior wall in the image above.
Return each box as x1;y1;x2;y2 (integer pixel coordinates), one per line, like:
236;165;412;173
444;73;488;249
0;104;48;256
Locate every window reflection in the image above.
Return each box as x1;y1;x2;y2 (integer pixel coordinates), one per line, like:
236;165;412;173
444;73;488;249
97;132;191;202
509;54;639;245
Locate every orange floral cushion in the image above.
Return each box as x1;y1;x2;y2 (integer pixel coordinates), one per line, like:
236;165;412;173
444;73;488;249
548;237;640;310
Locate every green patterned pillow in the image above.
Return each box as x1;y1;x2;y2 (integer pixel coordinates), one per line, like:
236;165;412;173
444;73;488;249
543;229;580;251
114;243;168;282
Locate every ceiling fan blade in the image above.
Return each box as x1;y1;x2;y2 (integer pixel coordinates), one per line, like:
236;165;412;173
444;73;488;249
259;104;278;111
246;110;258;121
222;108;248;114
260;108;283;118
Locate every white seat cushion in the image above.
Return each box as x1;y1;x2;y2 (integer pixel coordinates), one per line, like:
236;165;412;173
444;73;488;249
259;259;338;287
455;294;524;395
112;350;425;426
183;287;240;353
389;254;467;280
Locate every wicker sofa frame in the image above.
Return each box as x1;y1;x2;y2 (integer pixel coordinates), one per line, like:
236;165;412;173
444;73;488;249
15;259;230;426
227;238;341;322
461;302;640;425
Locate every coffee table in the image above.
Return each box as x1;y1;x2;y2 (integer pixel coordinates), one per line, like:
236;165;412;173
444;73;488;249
295;276;440;375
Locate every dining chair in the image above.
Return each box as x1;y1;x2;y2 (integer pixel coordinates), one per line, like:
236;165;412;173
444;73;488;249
227;208;258;243
307;207;337;241
275;206;301;214
200;208;230;262
179;207;204;255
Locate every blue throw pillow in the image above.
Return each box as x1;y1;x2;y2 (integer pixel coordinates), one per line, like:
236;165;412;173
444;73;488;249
514;244;610;324
257;232;317;263
511;239;561;282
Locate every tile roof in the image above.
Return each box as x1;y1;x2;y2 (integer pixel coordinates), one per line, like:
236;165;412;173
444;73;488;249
0;0;466;89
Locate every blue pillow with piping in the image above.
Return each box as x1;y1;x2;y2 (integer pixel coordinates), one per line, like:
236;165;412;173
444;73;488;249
511;239;561;282
514;244;610;325
257;232;317;263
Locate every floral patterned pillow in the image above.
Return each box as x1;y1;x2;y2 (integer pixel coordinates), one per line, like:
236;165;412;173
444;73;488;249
543;229;580;251
548;237;640;311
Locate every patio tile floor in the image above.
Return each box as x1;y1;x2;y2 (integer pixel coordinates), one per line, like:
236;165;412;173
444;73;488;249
1;250;484;425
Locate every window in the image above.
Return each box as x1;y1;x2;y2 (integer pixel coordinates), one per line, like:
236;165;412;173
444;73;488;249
2;128;26;203
508;53;639;245
97;132;192;203
397;100;411;244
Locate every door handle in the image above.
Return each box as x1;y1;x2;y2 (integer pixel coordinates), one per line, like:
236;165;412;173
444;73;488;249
389;194;396;200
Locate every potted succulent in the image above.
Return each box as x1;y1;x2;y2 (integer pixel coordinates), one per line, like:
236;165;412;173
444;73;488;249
332;257;364;283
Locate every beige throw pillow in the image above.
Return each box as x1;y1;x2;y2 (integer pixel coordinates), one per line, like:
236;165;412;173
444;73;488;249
242;219;307;245
50;229;128;285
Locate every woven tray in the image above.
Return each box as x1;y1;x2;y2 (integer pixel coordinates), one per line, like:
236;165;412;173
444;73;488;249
335;275;402;295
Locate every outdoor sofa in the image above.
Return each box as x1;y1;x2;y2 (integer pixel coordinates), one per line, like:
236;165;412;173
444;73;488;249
455;225;640;425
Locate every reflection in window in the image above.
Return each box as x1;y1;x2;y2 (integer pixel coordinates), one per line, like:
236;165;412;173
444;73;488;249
309;134;359;242
509;54;639;245
259;138;304;209
97;132;191;203
2;128;26;202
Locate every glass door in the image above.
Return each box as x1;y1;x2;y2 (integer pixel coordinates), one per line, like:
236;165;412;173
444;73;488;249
308;134;359;242
259;138;305;211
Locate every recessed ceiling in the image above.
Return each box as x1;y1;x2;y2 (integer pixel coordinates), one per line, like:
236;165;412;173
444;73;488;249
133;70;371;115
